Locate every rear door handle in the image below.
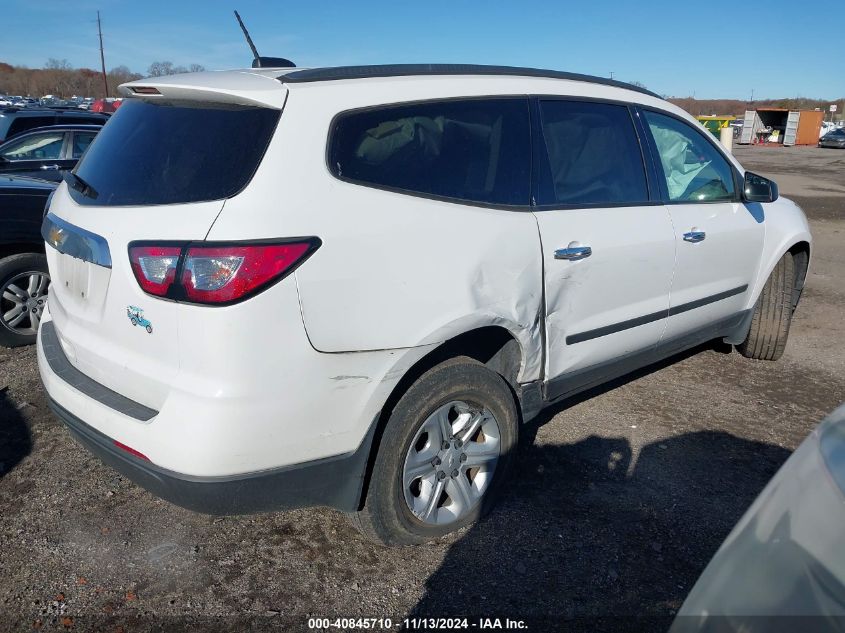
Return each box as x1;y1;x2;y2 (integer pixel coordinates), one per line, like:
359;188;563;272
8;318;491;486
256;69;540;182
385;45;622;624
683;230;706;243
40;164;60;171
555;242;592;261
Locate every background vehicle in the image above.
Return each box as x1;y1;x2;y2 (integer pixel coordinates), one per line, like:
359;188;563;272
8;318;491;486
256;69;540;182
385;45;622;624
0;107;108;143
819;128;845;148
37;64;811;546
673;403;845;631
90;98;122;114
0;175;54;347
0;124;102;181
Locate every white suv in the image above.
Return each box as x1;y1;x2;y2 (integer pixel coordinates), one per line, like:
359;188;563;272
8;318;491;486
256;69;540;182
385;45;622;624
37;64;811;545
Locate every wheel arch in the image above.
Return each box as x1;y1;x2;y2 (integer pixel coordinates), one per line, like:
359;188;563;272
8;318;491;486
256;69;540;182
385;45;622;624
0;243;45;261
787;241;810;307
355;325;531;511
746;196;811;312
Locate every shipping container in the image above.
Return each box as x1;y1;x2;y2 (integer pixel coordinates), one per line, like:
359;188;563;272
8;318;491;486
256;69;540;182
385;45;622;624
738;108;824;146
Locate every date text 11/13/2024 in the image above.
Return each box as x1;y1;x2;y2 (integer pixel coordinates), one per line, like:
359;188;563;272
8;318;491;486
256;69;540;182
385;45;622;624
307;617;528;630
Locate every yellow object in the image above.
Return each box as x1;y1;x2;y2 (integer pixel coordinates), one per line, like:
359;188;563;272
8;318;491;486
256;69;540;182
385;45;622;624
696;116;737;138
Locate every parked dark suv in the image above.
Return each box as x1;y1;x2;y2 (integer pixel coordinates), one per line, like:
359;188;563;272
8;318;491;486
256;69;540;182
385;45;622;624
0;174;55;346
0;124;102;181
0;107;109;143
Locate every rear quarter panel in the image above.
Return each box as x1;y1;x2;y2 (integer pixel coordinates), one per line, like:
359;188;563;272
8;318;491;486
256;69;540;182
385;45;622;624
206;80;545;382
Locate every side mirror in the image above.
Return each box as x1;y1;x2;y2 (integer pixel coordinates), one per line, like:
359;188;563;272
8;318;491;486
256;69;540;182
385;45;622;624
743;171;779;203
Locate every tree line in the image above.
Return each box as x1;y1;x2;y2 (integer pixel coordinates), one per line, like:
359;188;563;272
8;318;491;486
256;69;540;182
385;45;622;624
0;59;206;99
667;96;845;120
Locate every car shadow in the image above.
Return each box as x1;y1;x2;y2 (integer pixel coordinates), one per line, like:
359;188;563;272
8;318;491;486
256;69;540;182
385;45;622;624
0;386;32;480
408;346;791;630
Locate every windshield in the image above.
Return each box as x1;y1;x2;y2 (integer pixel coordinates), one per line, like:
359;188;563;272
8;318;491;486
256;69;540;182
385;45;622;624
70;99;280;206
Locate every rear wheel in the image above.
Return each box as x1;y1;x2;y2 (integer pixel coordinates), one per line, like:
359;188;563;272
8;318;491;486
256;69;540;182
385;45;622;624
737;252;796;361
350;357;518;546
0;253;50;348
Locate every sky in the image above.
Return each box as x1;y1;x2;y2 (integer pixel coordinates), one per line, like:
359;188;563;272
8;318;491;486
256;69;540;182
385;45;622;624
3;0;843;100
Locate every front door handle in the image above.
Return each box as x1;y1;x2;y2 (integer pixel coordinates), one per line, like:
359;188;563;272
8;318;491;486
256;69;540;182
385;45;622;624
555;242;592;261
40;164;60;171
683;229;706;243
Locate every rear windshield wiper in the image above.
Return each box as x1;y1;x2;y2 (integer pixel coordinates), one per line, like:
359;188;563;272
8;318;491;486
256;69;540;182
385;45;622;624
63;171;99;200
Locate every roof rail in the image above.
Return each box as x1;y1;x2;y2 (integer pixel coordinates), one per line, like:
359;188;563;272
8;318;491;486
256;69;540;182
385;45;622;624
278;64;661;99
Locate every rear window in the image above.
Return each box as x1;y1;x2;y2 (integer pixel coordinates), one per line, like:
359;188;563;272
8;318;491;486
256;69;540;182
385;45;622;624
328;98;530;206
70;99;280;206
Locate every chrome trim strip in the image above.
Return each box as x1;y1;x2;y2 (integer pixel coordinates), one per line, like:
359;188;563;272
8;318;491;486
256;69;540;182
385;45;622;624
41;212;112;269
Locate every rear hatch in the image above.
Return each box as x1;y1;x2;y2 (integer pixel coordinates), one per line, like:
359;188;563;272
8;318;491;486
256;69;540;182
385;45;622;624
43;82;283;410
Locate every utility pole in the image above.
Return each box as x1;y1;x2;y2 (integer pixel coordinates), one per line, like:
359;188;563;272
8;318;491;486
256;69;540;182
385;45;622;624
97;11;109;97
609;71;614;80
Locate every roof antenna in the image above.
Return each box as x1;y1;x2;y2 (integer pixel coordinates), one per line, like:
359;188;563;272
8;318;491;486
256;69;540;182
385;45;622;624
233;10;295;69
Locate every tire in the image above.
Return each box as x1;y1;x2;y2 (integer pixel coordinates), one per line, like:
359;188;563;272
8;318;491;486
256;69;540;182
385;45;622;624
350;357;519;546
0;253;50;348
145;325;152;334
131;317;138;326
737;251;796;361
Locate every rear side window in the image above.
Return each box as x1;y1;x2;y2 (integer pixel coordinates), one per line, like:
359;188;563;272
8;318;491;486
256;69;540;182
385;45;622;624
537;100;649;206
643;110;735;202
329;98;530;206
70;99;280;206
57;115;106;126
71;131;97;158
7;116;56;138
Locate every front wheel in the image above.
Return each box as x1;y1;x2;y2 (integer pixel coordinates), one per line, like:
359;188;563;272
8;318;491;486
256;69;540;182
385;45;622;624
350;357;518;546
0;253;50;348
737;251;796;361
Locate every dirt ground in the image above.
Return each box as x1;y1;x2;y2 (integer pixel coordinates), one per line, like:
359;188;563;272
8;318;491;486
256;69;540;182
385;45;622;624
1;144;843;632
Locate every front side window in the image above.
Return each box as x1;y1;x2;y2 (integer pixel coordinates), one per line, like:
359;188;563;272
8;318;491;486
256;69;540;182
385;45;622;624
644;111;735;202
1;131;64;161
537;100;649;206
329;98;530;206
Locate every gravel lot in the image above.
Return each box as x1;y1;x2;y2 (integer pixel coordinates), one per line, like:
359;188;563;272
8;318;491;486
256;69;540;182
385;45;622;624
1;144;843;632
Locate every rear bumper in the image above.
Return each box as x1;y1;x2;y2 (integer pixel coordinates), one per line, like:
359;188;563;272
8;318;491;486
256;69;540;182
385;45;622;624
49;396;375;514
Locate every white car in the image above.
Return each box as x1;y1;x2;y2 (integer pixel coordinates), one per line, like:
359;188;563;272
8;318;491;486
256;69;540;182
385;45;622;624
37;64;811;545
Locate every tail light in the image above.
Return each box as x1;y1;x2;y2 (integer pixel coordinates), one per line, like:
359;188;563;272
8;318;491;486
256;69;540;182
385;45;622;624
128;239;320;306
129;245;181;297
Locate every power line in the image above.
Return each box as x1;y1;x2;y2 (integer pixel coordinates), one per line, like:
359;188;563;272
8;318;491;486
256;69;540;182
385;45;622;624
97;11;108;97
